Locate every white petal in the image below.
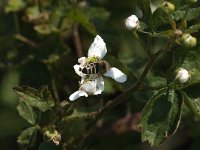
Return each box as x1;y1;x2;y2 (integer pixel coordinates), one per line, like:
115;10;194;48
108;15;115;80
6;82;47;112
104;67;127;83
94;77;104;95
88;35;107;59
78;57;86;64
80;80;97;94
69;90;88;101
74;64;85;77
125;15;139;30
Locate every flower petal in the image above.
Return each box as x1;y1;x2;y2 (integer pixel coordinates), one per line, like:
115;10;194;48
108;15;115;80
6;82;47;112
94;77;104;95
88;35;107;59
74;64;85;77
78;57;86;64
80;80;97;94
69;90;88;101
104;67;127;83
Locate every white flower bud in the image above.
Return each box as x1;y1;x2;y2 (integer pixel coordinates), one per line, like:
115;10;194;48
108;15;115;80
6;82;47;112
176;68;190;83
180;33;197;48
125;15;139;30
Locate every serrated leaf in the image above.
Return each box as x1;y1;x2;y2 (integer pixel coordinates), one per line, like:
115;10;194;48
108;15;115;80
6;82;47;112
172;7;200;21
181;89;200;118
14;86;55;112
140;88;183;146
17;126;37;144
17;101;36;125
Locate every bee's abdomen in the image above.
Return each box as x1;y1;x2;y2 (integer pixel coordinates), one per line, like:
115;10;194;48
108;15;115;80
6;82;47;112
80;63;99;74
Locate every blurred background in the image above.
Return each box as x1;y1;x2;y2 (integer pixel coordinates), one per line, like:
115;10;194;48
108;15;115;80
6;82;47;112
0;0;200;149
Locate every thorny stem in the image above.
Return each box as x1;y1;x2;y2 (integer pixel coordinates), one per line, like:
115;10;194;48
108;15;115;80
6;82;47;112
73;24;83;58
85;39;174;129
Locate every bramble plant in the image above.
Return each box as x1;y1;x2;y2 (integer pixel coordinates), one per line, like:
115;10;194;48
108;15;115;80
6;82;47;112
1;0;200;149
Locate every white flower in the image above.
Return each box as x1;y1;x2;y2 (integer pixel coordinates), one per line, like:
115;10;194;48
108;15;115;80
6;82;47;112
176;68;190;83
69;77;104;101
125;15;139;30
69;35;127;101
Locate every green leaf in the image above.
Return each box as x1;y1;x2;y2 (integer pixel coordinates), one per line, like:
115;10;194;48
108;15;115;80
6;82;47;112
185;24;200;34
34;24;58;35
181;89;200;118
140;88;183;146
17;126;37;144
172;7;200;21
83;7;110;21
5;0;26;13
68;9;96;35
14;86;55;112
17;101;36;125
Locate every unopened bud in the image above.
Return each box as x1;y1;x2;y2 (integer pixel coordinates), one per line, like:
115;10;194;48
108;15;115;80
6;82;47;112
176;68;190;83
125;15;140;30
180;33;197;48
186;0;197;4
159;1;175;14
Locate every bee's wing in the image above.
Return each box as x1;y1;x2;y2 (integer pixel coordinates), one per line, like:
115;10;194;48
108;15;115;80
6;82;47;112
88;35;107;59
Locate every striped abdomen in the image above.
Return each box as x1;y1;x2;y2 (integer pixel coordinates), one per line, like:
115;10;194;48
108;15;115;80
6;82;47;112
79;63;100;74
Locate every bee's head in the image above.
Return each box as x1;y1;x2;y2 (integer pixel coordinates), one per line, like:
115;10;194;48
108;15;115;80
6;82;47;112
99;60;110;74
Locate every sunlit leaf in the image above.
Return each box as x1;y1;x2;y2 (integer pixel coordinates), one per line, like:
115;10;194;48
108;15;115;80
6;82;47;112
140;88;183;146
17;126;37;144
14;86;55;112
17;101;36;125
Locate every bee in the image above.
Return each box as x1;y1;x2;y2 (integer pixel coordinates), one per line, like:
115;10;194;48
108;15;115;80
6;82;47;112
79;60;110;76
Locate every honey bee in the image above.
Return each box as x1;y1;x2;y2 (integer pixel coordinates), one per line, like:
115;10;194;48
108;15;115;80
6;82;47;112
79;60;110;76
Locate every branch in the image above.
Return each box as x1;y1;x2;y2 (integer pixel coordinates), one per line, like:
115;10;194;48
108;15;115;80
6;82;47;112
73;24;83;58
86;39;174;127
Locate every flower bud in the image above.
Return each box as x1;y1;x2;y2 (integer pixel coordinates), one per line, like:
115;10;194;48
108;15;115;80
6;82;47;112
186;0;197;4
180;33;197;48
159;1;175;14
175;68;190;83
125;15;139;30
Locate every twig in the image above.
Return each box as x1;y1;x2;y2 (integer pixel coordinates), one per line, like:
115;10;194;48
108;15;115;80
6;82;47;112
85;39;174;129
15;34;38;47
73;24;83;58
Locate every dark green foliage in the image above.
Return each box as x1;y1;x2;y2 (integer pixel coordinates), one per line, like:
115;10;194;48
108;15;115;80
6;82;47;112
1;0;200;150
